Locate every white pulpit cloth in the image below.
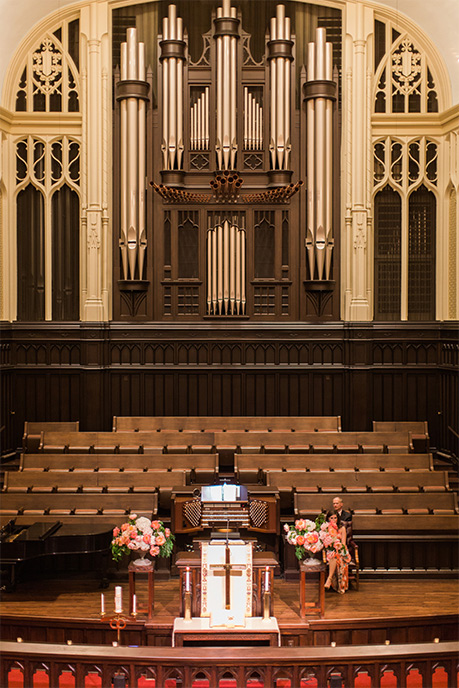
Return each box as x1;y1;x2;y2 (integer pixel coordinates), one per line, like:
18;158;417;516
200;539;253;626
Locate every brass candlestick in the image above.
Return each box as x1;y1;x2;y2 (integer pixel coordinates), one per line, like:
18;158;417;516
262;591;271;621
101;608;127;645
108;613;127;646
184;590;192;621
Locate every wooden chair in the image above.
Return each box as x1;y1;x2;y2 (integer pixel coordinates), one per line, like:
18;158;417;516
344;521;360;590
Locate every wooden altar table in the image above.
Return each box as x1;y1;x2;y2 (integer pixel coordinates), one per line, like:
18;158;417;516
172;616;280;646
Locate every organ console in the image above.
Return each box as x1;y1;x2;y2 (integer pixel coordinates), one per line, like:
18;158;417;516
171;485;279;535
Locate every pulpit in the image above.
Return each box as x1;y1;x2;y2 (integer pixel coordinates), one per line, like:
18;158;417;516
176;543;278;619
173;535;280;644
201;538;252;626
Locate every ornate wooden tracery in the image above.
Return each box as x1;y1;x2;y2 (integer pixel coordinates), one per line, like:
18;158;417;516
112;1;342;321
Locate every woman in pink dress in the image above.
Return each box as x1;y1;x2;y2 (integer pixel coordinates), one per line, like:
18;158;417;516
322;511;352;594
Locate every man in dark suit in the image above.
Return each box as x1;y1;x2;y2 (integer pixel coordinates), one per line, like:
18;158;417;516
332;496;352;522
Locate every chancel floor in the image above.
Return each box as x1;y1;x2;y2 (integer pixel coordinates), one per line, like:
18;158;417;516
2;577;458;624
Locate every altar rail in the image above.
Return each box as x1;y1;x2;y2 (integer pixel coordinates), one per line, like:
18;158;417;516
1;613;458;649
1;640;457;688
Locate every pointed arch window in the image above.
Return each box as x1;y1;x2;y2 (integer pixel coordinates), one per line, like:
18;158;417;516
15;19;80;113
373;22;439;114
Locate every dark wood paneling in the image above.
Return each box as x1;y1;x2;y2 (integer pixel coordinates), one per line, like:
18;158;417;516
1;323;457;457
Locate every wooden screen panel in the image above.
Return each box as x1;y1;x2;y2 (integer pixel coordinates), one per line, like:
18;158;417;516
254;210;275;278
17;184;45;321
52;185;80;321
374;185;401;321
408;185;436;320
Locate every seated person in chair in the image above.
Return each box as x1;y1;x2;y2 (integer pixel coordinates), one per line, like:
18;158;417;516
322;510;352;594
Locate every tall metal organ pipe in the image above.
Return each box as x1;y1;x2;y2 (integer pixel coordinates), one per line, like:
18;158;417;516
305;27;335;281
160;5;185;171
215;0;239;170
268;5;293;171
118;28;148;281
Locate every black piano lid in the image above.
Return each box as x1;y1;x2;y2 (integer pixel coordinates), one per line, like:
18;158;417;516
13;521;62;541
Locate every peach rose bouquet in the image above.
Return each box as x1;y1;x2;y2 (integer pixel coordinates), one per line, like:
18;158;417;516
284;514;326;561
319;520;350;562
111;514;174;563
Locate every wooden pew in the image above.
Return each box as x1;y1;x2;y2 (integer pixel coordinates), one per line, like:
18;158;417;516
373;421;429;433
265;469;449;492
235;453;434;482
351;512;459;533
212;431;420;454
3;469;187;493
0;492;158;519
38;430;423;455
23;422;79;453
38;431;216;454
20;453;219;481
219;431;411;454
293;491;458;519
213;431;420;453
373;421;430;453
113;415;342;432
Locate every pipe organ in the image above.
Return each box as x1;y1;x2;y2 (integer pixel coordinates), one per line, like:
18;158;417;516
116;28;149;282
114;2;341;321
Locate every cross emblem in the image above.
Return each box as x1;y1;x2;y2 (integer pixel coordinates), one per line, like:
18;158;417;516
210;540;247;610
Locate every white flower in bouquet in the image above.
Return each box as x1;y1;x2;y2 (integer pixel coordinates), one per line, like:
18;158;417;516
135;516;152;533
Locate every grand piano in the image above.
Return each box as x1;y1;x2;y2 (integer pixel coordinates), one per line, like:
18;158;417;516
0;519;112;591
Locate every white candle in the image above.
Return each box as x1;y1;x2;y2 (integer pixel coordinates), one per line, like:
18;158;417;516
133;594;137;614
185;566;191;592
115;586;122;613
264;566;270;592
101;593;105;615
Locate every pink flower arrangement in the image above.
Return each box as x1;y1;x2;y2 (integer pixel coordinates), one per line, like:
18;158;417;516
111;514;175;563
284;514;326;561
319;521;350;562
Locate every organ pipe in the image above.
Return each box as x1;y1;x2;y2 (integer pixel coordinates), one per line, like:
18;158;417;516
120;43;128;281
160;5;185;171
190;88;209;151
304;27;335;281
207;216;246;315
243;87;263;151
305;43;315;281
214;0;239;170
268;5;293;171
117;28;148;281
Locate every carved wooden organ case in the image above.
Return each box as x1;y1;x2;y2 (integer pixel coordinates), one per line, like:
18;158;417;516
113;1;341;321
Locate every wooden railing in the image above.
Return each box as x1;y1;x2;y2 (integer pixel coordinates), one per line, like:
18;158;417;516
1;640;457;687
